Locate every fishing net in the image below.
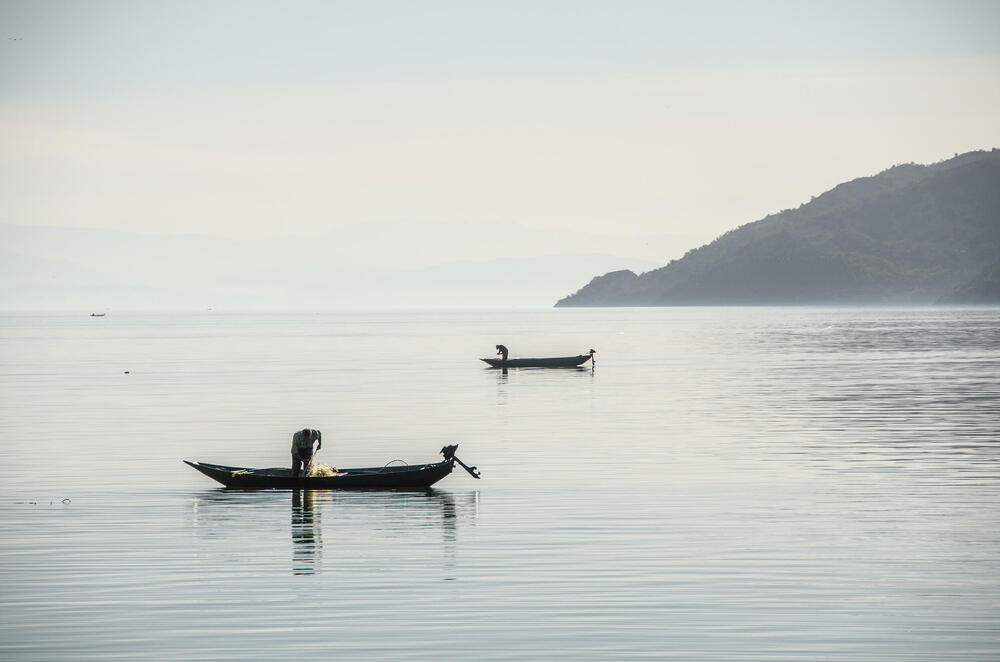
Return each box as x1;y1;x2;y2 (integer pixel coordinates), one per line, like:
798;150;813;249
307;460;337;477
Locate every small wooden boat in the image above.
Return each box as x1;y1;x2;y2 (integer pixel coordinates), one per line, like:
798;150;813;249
90;313;105;317
185;445;480;490
481;349;595;369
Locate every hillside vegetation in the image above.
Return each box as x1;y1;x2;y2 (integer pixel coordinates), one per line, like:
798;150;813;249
556;150;1000;306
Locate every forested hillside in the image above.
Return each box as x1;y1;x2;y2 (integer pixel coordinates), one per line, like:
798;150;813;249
556;150;1000;306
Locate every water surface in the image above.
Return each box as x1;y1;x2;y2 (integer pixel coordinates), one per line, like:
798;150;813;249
1;308;998;660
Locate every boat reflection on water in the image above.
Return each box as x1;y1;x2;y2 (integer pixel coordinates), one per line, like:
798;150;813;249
493;363;595;381
291;489;476;576
189;488;478;576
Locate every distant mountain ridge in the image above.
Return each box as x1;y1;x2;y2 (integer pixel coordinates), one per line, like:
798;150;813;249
0;222;655;309
556;149;1000;306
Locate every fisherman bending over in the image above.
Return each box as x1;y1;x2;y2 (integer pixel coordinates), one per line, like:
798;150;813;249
496;344;509;362
291;427;322;478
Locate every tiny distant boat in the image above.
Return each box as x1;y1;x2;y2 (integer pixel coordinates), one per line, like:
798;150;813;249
90;313;105;317
185;445;480;490
481;349;595;369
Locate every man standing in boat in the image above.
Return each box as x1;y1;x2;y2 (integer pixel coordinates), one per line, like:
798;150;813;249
291;428;322;479
496;344;509;363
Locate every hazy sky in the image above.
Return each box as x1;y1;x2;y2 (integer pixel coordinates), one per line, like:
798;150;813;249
2;1;999;258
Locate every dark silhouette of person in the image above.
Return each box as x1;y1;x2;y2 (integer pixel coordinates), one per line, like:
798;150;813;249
291;428;322;479
495;344;509;362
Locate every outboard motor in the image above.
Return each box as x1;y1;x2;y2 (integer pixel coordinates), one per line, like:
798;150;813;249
440;444;481;479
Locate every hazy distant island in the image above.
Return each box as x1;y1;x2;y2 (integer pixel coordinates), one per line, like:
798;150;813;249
556;149;1000;306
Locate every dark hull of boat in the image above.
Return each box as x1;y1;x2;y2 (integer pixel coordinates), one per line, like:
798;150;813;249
184;458;455;490
481;355;593;368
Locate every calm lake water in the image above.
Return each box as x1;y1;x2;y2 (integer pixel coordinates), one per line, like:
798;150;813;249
1;307;998;660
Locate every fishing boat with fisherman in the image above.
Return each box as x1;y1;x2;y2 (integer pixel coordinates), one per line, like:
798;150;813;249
185;444;480;490
481;344;595;368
